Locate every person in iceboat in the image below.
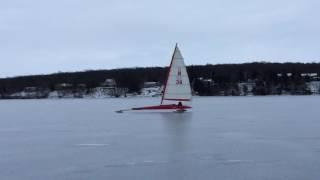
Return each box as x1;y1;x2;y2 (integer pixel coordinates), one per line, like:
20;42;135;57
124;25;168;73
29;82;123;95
175;102;185;109
166;102;183;109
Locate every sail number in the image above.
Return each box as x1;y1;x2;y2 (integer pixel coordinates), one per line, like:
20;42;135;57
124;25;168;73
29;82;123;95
176;68;183;85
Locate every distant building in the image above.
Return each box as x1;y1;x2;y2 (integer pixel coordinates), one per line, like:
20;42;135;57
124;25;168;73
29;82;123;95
94;79;129;97
9;86;49;99
24;87;38;92
143;82;160;88
238;81;256;96
301;73;317;77
100;79;116;87
196;77;214;87
277;73;293;77
141;86;162;97
306;81;320;94
97;79;116;96
93;87;128;97
301;73;320;80
114;88;129;97
55;83;73;90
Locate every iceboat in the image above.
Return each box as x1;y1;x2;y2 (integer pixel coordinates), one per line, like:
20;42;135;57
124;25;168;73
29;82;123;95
116;44;192;113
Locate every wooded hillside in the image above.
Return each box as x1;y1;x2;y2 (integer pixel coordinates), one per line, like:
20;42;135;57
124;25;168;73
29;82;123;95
1;62;320;96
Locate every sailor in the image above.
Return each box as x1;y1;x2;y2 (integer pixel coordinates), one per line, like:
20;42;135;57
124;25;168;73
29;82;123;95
177;101;182;107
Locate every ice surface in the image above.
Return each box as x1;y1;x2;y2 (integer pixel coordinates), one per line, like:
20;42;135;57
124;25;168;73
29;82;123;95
0;96;320;180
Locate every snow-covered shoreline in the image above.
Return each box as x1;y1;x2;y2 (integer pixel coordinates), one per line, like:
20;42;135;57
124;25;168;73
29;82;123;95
1;81;320;99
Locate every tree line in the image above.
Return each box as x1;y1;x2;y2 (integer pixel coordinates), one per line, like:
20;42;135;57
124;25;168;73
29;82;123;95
1;62;320;97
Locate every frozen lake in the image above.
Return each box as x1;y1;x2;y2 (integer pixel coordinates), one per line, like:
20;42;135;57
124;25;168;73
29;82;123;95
0;96;320;180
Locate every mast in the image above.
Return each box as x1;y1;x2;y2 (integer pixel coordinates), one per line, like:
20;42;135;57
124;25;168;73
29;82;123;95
161;43;178;104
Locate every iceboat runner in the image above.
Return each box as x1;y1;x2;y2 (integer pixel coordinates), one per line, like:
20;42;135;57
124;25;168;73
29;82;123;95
116;44;192;113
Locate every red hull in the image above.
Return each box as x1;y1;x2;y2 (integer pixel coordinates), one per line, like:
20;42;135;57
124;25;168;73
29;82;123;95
132;104;191;110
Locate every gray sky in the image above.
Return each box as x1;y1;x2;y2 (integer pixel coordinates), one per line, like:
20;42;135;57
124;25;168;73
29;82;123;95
1;0;320;77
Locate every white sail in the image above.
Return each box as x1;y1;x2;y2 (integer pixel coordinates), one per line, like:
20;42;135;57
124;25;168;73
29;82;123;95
161;45;192;104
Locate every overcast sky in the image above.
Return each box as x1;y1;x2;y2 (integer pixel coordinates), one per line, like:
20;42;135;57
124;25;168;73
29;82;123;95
1;0;320;77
